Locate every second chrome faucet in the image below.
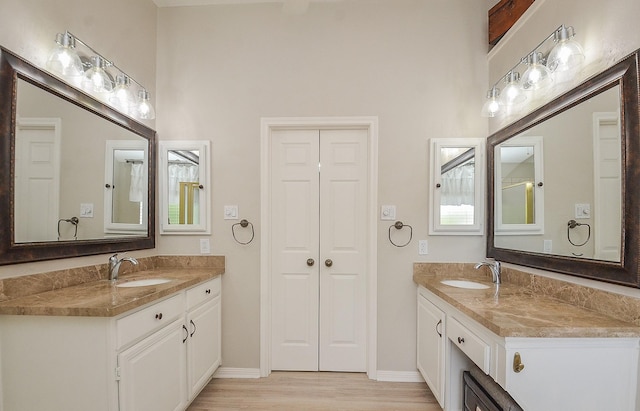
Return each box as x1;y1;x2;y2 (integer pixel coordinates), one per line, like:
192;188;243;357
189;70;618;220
474;260;501;284
108;253;138;282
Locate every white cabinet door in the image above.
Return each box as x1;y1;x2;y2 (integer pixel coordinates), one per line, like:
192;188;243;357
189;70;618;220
118;318;187;411
504;339;639;411
417;289;445;407
187;293;221;399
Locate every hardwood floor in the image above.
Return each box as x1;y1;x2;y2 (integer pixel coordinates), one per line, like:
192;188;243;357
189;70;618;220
187;372;442;411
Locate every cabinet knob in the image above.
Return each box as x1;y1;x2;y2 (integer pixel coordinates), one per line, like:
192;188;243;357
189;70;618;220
436;183;441;188
205;289;211;294
155;313;163;320
325;259;333;267
307;258;315;267
513;352;525;373
457;336;465;344
537;181;544;187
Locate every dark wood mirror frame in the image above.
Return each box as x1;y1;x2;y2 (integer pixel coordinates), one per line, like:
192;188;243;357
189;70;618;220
487;48;640;287
0;47;155;265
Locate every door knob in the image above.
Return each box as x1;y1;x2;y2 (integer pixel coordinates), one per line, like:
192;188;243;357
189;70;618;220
307;258;315;267
325;259;333;267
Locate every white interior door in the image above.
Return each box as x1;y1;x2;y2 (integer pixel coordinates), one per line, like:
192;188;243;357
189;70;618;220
270;128;368;372
593;112;621;261
14;118;61;242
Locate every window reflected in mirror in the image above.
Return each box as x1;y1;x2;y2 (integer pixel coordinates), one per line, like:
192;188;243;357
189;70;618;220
167;150;200;225
429;138;484;235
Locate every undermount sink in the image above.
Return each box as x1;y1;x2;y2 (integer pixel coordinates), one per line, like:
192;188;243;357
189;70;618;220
116;278;172;288
440;279;490;290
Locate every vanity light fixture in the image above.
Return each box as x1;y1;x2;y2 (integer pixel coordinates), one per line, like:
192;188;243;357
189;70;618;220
47;31;155;121
481;24;584;118
46;32;84;81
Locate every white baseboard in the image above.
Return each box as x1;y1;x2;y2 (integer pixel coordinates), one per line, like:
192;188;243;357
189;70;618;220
213;367;261;379
376;370;425;383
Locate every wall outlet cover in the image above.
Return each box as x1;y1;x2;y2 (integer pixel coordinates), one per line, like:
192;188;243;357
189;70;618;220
200;238;211;254
418;240;428;255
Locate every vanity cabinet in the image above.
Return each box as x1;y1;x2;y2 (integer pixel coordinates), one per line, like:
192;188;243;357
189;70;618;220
0;276;222;411
416;285;640;411
416;288;445;407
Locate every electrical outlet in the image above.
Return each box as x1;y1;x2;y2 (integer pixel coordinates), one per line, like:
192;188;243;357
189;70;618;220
200;238;211;254
543;239;552;253
418;240;428;255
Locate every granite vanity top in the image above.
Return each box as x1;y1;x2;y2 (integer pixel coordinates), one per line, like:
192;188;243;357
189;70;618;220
414;263;640;339
0;256;224;317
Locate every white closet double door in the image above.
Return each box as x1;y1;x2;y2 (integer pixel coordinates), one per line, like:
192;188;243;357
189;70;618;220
270;128;368;372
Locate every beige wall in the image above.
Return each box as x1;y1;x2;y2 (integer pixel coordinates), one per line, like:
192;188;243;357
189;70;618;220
155;0;488;371
0;0;158;275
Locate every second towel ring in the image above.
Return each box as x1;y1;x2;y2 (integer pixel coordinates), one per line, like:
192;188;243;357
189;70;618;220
389;221;413;247
232;219;255;245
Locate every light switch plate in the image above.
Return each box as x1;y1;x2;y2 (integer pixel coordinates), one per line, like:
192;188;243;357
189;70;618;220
224;205;238;220
575;203;591;219
80;203;94;218
380;205;396;220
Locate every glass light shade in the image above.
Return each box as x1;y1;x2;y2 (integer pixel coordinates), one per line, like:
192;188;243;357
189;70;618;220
135;89;156;120
521;52;552;91
46;33;84;79
109;74;135;115
547;26;585;73
82;56;114;95
481;87;503;118
500;71;527;107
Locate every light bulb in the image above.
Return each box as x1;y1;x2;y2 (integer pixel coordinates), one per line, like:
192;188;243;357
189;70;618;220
82;56;113;96
135;89;156;120
109;74;135;115
46;32;84;81
521;52;552;91
500;71;526;107
547;26;585;73
481;87;503;118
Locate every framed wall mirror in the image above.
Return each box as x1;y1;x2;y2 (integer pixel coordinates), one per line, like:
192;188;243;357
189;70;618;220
0;46;155;265
487;48;640;287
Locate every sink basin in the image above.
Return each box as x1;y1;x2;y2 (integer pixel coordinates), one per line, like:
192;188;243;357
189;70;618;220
440;279;490;290
116;278;172;288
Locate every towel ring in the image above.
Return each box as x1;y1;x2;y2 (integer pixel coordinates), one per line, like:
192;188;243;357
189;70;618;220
388;221;412;247
567;219;590;247
57;216;79;241
232;219;255;245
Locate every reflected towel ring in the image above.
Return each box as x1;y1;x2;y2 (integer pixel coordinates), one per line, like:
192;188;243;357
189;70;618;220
389;221;413;247
567;219;590;247
57;216;79;241
232;219;255;245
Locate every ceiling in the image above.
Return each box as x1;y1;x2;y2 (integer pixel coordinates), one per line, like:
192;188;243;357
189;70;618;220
152;0;342;7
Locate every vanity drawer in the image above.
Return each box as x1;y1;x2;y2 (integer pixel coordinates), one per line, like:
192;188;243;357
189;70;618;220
186;277;221;310
117;293;184;348
447;317;490;373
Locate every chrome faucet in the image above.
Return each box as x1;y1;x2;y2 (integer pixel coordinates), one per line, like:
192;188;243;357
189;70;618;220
108;253;138;282
474;260;501;284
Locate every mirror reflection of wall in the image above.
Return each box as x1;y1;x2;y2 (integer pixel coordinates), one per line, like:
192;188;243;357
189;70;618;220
493;85;621;262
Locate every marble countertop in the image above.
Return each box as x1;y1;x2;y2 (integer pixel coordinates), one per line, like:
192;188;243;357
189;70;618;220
413;266;640;338
0;268;223;317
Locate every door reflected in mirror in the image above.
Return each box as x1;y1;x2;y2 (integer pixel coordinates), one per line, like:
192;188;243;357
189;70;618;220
500;146;535;225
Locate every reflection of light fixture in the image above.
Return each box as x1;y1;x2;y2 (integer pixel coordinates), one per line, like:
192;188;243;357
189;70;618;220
110;74;135;115
82;55;113;94
46;32;84;80
481;24;584;118
47;31;155;121
136;89;156;120
547;25;585;73
500;71;526;107
480;87;503;118
521;52;552;91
